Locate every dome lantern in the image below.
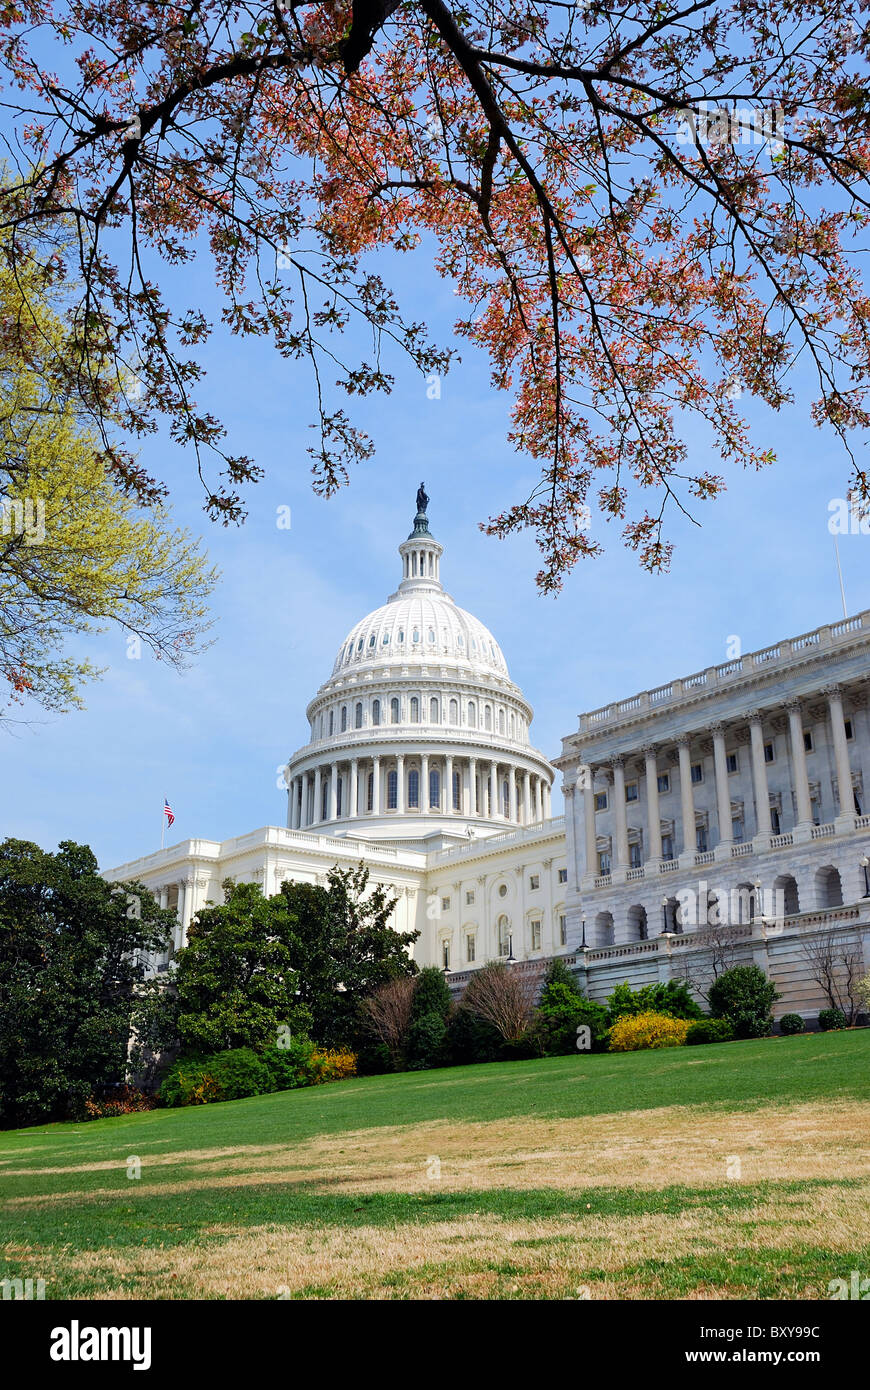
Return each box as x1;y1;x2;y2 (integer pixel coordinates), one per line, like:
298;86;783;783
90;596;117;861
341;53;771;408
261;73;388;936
398;481;442;590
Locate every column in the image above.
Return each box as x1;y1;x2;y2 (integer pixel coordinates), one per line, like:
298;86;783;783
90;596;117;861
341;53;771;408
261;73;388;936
329;761;338;820
175;879;187;952
827;684;855;824
583;767;598;879
543;781;551;819
304;771;312;826
535;776;543;822
677;736;696;861
350;758;359;819
643;745;662;863
523;770;531;826
748;713;772;840
372;755;381;815
710;722;733;853
421;753;429;813
489;760;498;819
291;777;300;830
786;699;813;830
468;756;477;816
509;767;518;822
610;757;630;869
445;754;454;813
313;766;322;825
159;886;169;910
396;753;405;814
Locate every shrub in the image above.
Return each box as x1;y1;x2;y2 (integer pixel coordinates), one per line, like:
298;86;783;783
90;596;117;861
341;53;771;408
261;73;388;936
778;1013;804;1036
208;1048;272;1100
608;1010;691;1052
309;1047;357;1082
445;1004;503;1065
83;1086;157;1120
818;1007;846;1032
261;1035;318;1091
606;980;702;1025
685;1018;735;1046
531;983;610;1056
405;1013;448;1070
708;965;780;1040
159;1058;223;1107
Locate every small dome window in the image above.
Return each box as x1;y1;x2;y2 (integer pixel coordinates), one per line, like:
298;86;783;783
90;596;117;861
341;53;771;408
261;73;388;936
369;633;376;647
382;631;390;644
398;629;405;642
356;638;364;652
412;628;420;643
457;634;464;646
428;628;435;642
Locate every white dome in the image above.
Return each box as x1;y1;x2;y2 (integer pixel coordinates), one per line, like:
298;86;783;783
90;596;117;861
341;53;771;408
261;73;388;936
333;594;508;678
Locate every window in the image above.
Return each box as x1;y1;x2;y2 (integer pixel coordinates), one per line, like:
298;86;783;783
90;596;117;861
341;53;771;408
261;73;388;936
502;780;510;817
598;850;611;874
453;770;461;811
691;762;703;784
387;770;397;810
625;781;639;802
803;729;814;752
764;741;775;763
629;843;642;868
321;782;328;820
430;697;439;724
531;920;542;951
484;706;493;731
771;806;781;835
410;697;420;722
328;710;334;736
390;697;399;724
441;896;451;912
340;705;348;732
366;772;373;812
529;874;540;890
354;702;363;729
559;915;567;946
558;868;568;884
412;627;420;643
657;773;670;794
442;941;450;969
368;633;375;648
662;834;674;861
845;718;854;740
449;698;458;724
696;825;708;852
429;768;440;809
336;777;343;817
372;699;381;727
408;769;419;808
497;915;510;955
732;818;744;843
594;791;608;812
466;935;476;963
498;883;508;898
466;890;475;906
726;752;739;774
468;701;477;728
498;709;506;734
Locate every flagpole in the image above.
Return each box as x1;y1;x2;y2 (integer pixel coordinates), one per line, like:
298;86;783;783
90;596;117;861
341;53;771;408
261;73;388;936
161;800;165;850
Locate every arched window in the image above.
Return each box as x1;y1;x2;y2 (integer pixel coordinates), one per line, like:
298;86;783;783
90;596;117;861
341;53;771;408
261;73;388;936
366;772;374;812
328;709;334;736
429;768;440;809
498;709;505;734
340;705;347;732
449;698;458;724
453;770;461;811
318;714;323;738
398;629;404;643
428;627;435;643
355;702;363;729
484;706;493;731
387;770;398;809
430;697;439;724
468;701;477;728
408;769;420;808
382;631;390;645
390;697;400;724
372;699;381;726
321;781;328;820
497;915;510;956
410;697;420;722
368;633;376;648
412;627;420;643
336;777;343;817
502;779;510;817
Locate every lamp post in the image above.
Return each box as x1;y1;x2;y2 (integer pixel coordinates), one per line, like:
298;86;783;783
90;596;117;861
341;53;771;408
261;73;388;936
580;915;587;949
861;856;870;898
507;933;516;964
753;879;763;923
661;895;669;935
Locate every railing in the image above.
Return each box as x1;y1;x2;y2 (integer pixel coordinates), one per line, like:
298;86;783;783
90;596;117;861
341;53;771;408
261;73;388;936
731;842;754;857
432;816;565;862
578;610;870;732
812;822;835;839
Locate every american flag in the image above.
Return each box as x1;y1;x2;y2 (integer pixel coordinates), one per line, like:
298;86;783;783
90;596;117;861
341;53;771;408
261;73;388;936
163;798;175;829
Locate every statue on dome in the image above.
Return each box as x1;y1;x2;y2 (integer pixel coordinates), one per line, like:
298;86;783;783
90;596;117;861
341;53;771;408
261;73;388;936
416;481;429;515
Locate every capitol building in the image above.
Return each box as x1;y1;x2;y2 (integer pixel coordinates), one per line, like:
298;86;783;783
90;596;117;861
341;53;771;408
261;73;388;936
107;490;870;1022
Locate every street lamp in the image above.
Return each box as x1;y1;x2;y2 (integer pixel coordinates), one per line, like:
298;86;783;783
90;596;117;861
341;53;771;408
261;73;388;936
861;856;870;898
507;933;516;964
661;895;669;934
753;880;764;923
580;915;587;948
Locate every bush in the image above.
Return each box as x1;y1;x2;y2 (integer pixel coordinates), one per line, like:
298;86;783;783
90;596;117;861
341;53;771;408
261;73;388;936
818;1007;846;1032
608;1010;691;1052
309;1047;357;1082
685;1018;735;1046
405;1013;448;1070
708;965;780;1040
84;1086;157;1120
606;980;702;1025
445;1005;503;1065
778;1013;804;1036
531;984;610;1056
159;1057;224;1107
261;1035;318;1091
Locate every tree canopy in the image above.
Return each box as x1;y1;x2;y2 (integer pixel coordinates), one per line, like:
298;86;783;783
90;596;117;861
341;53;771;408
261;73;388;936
1;1;868;587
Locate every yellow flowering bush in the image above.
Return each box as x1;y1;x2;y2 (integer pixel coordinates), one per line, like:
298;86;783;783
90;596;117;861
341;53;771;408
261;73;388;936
310;1047;358;1082
608;1010;691;1052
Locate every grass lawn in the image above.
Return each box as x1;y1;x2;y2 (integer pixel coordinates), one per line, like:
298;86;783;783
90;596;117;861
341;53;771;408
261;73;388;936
2;1030;870;1300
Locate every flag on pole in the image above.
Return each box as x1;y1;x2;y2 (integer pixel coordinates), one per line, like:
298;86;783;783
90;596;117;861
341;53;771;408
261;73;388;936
164;798;175;829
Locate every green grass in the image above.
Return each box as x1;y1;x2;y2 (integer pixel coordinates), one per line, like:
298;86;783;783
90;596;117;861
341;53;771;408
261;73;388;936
2;1030;869;1300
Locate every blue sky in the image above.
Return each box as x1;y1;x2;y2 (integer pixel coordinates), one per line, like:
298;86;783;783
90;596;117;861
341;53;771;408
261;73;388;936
4;239;868;871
